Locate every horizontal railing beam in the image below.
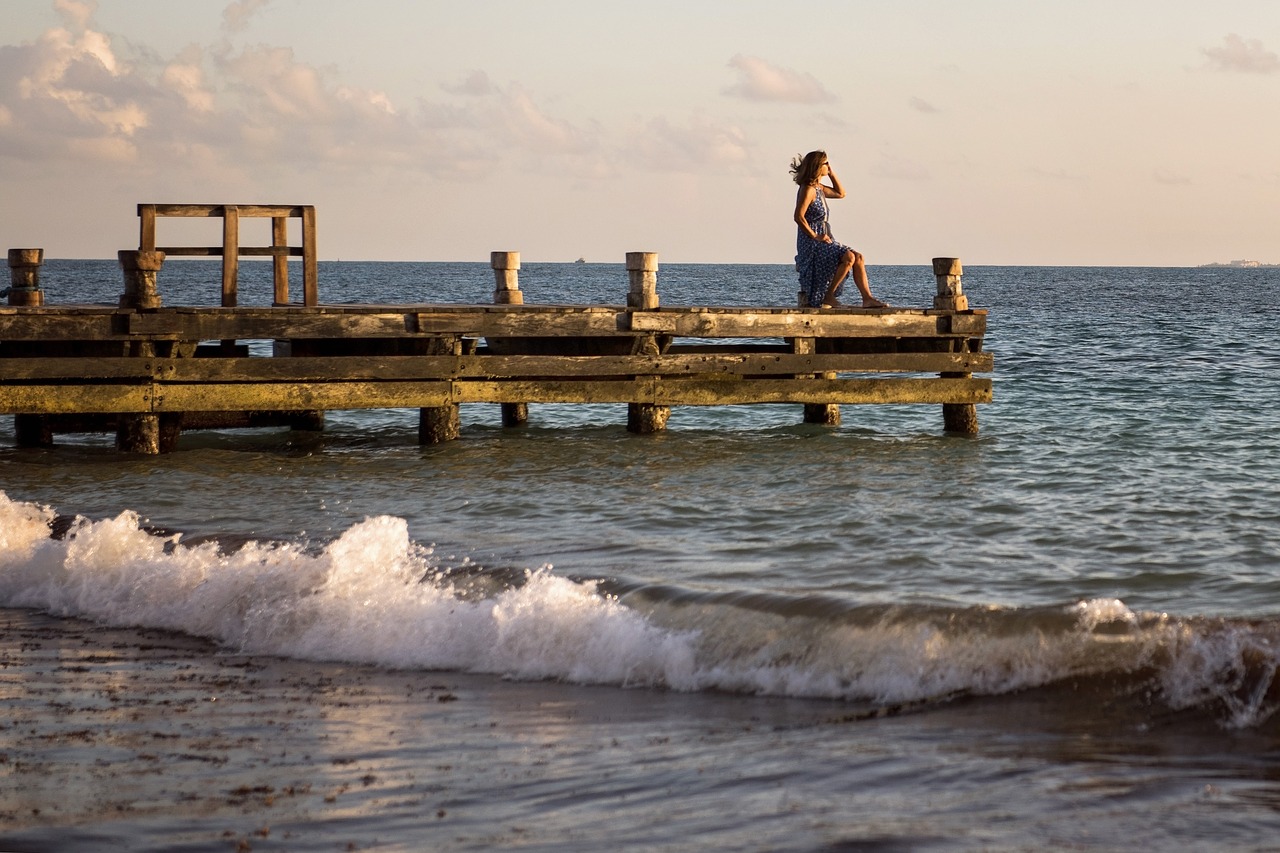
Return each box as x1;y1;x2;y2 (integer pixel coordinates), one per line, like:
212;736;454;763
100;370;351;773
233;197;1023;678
0;376;991;415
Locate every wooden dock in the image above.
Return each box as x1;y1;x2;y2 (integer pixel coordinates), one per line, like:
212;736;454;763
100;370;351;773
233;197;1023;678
0;211;991;454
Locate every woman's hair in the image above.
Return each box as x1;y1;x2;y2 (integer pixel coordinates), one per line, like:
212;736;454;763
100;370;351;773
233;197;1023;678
789;150;827;186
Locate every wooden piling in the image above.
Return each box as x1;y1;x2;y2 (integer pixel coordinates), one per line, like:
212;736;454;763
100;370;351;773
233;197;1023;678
115;250;170;452
796;293;841;426
934;257;979;434
118;250;165;310
419;404;461;445
418;335;462;445
7;249;45;307
492;251;529;427
626;252;670;434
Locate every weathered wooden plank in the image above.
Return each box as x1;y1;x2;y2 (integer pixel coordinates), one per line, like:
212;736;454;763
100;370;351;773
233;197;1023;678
148;351;991;381
0;374;990;414
156;246;302;257
126;312;417;339
144;204;309;218
0;351;992;383
448;377;992;406
417;312;630;336
154;382;451;412
0;357;158;380
0;386;150;414
625;310;970;338
0;315;125;339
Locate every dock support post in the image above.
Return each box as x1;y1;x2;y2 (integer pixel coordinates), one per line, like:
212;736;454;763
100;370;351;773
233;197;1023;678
7;249;45;306
14;415;53;448
626;252;669;434
492;251;528;427
419;403;460;445
796;294;840;425
419;336;461;445
934;257;979;434
118;250;165;310
115;250;171;453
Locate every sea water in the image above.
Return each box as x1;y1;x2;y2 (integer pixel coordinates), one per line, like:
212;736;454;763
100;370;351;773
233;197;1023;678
1;260;1279;850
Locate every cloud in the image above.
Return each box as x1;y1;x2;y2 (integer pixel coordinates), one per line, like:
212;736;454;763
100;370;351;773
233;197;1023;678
443;70;493;96
54;0;96;32
0;7;614;186
627;114;751;172
222;0;271;35
723;55;836;104
909;96;940;114
1203;34;1280;74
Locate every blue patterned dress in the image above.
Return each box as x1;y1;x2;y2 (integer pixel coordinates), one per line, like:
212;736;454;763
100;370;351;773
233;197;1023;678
795;189;853;307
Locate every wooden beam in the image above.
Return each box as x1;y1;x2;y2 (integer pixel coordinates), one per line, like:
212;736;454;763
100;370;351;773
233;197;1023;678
302;206;318;306
272;216;289;305
0;385;151;414
221;206;239;307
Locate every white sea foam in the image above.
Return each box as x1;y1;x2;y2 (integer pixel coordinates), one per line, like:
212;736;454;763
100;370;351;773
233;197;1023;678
0;491;1275;724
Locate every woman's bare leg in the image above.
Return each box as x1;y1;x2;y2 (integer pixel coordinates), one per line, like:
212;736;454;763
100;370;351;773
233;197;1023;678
850;251;886;308
820;250;855;307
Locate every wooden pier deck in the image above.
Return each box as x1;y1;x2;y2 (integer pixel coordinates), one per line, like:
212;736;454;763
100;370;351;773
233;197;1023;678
0;222;991;454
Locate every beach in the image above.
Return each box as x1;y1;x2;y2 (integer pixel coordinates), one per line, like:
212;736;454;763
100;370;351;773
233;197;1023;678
2;260;1280;850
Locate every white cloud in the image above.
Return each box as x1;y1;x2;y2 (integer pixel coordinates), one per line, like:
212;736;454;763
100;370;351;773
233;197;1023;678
723;55;835;104
443;70;493;96
1203;34;1280;74
222;0;271;35
627;114;751;172
53;0;96;32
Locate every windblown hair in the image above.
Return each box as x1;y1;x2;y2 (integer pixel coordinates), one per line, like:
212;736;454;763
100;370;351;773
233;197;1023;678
789;150;827;186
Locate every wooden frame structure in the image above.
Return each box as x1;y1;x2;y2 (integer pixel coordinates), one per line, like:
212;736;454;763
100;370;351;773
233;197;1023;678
138;204;317;307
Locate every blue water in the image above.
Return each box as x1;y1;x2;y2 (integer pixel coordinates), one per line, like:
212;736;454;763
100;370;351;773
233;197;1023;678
2;260;1279;850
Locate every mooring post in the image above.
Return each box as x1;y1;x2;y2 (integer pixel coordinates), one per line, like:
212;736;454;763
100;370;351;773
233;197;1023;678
934;257;979;434
7;249;45;307
625;252;670;434
118;249;165;310
419;334;461;445
8;249;50;444
115;250;171;453
492;251;528;427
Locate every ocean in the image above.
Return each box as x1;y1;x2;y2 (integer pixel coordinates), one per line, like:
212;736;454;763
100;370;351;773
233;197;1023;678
2;260;1279;851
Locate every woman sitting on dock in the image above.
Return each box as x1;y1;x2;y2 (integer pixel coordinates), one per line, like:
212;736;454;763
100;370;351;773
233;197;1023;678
791;150;886;310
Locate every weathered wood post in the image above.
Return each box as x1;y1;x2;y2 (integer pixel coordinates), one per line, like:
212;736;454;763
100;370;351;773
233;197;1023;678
118;249;165;310
797;293;840;425
7;249;45;306
934;257;979;434
625;252;670;434
492;251;528;427
116;250;175;453
8;250;50;444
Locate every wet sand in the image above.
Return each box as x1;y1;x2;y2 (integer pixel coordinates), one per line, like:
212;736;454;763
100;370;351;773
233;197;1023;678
0;609;854;852
3;608;1278;852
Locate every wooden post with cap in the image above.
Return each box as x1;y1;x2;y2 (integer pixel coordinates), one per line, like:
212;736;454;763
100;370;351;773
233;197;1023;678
7;249;45;307
933;257;979;434
492;251;528;427
625;252;670;434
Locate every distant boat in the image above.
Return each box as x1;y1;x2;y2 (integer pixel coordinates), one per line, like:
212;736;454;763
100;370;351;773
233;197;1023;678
575;257;586;264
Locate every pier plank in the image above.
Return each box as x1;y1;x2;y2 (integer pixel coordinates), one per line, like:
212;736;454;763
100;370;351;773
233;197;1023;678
0;352;991;383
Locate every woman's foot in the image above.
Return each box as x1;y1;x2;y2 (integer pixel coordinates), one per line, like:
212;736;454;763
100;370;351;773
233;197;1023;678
860;297;888;309
820;298;844;309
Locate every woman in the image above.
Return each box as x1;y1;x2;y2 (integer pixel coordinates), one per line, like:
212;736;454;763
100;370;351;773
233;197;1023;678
791;150;886;309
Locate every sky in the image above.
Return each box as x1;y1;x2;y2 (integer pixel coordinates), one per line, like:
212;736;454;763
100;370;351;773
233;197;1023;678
0;0;1277;265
